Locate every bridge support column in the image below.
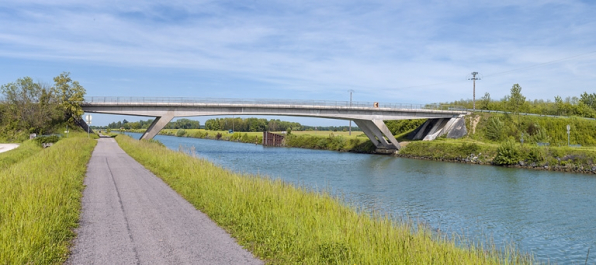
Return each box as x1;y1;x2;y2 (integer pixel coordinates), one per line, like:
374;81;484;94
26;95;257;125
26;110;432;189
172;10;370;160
140;112;174;140
353;119;401;151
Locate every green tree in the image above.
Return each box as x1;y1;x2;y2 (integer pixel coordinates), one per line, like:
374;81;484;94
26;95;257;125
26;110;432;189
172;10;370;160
508;84;526;114
554;96;564;115
485;117;504;142
479;92;491;110
53;72;86;124
580;92;596;111
0;77;61;134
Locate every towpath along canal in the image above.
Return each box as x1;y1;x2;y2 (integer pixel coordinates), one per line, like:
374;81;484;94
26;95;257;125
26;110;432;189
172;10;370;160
68;138;262;264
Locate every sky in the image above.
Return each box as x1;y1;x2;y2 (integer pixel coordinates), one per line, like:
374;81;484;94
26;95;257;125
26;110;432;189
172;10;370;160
1;0;595;126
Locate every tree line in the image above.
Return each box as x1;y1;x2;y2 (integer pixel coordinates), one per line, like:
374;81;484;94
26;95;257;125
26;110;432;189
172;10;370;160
444;84;596;118
204;117;303;132
0;73;85;140
103;118;200;130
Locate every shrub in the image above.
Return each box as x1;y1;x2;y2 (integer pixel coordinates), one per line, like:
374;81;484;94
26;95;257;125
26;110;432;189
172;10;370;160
176;129;187;137
530;128;550;144
523;147;544;163
33;135;61;146
241;133;250;143
485;117;504;142
230;132;241;141
460;142;480;154
493;140;521;165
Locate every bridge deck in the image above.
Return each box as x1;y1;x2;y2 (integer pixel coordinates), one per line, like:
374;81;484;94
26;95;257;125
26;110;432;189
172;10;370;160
81;97;468;151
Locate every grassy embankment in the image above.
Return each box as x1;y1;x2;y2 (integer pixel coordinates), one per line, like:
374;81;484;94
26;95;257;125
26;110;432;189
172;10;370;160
0;134;96;264
116;134;532;264
127;128;376;152
127;112;596;172
0;140;42;169
399;112;596;173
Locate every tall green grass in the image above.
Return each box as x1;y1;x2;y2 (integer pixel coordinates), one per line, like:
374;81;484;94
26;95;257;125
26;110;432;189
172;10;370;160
116;135;533;264
0;137;96;264
0;140;42;169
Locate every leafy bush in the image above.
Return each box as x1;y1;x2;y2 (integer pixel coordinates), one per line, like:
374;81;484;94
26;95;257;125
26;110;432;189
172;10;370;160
485;117;504;142
187;130;208;138
493;140;520;165
230;132;241;141
33;135;61;146
385;119;427;135
176;129;187;137
523;147;544;163
241;133;250;142
529;128;550;144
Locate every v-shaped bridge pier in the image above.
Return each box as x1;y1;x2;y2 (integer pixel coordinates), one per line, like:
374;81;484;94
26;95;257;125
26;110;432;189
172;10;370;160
82;97;468;152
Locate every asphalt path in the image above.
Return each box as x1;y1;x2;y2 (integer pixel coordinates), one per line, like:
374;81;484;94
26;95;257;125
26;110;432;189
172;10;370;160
68;138;262;264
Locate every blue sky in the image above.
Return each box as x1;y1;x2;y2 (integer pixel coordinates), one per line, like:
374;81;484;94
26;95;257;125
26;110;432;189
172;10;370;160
1;0;595;126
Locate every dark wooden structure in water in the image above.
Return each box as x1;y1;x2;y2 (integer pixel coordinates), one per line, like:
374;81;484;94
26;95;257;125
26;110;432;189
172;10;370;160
263;131;285;147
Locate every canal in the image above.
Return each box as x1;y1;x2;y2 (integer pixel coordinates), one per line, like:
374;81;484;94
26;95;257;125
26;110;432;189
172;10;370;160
127;132;596;264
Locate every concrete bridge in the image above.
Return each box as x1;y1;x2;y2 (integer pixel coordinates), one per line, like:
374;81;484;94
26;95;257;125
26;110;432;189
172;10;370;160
82;97;468;151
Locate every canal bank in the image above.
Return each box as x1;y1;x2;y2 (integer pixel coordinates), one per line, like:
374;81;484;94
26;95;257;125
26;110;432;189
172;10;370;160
124;128;596;175
115;134;532;264
396;139;596;175
125;132;596;264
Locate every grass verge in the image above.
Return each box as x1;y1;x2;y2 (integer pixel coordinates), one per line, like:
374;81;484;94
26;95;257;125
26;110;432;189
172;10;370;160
127;129;376;153
399;138;596;173
115;134;532;264
0;137;96;264
0;140;42;169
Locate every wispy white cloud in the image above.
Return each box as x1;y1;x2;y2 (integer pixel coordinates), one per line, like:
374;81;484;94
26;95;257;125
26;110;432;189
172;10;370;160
1;0;595;106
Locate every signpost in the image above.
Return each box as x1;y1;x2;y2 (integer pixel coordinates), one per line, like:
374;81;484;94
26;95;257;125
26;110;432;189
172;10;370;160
566;124;570;146
86;114;92;138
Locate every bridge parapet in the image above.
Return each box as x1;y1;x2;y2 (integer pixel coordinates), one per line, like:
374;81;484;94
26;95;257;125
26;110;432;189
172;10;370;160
83;97;466;112
82;97;470;152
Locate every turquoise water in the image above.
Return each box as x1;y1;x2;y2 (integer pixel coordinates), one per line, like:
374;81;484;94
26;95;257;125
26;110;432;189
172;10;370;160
128;133;596;263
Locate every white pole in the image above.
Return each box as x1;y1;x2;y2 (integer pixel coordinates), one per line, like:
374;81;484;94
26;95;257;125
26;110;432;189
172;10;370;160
348;90;354;136
567;124;570;146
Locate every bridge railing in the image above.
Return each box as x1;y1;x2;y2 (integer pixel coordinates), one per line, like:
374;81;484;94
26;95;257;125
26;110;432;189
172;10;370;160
83;97;466;112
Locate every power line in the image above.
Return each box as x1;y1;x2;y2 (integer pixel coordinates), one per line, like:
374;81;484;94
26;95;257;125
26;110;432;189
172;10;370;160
389;50;596;90
389;79;467;90
483;50;596;78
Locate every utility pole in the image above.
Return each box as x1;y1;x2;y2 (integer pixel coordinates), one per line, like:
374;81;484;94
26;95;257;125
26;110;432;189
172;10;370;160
348;90;354;136
468;72;480;110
